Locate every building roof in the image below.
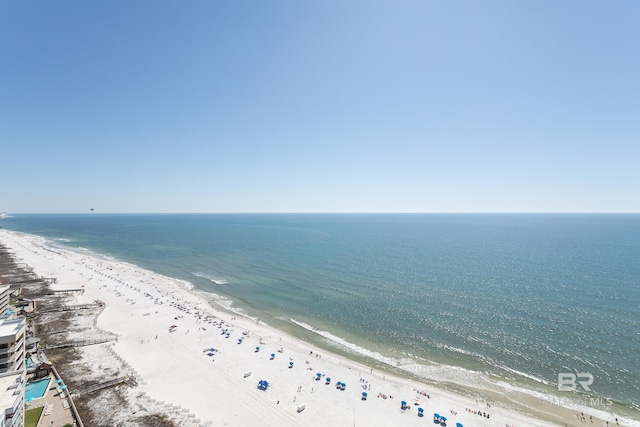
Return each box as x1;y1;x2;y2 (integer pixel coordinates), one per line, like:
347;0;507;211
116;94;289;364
0;316;25;340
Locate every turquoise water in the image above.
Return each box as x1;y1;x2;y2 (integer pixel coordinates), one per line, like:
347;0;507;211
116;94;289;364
25;378;50;401
2;213;639;422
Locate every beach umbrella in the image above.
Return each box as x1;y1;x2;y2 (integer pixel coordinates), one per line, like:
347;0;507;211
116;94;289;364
255;346;260;352
362;392;367;400
456;423;463;427
316;373;321;379
418;407;424;417
441;416;447;422
434;413;440;419
270;353;275;360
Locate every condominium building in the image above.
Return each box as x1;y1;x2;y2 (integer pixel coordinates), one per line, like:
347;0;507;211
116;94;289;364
0;316;26;427
0;286;10;317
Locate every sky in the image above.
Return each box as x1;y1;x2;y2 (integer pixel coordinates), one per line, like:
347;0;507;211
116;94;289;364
1;1;639;213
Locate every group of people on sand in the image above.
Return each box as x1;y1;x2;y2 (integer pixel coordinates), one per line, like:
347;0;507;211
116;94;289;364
466;407;490;419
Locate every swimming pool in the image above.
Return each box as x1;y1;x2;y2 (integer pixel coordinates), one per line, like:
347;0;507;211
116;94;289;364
25;378;51;402
25;356;38;370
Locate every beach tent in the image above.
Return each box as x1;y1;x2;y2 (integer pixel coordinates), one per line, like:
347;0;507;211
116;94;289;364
418;407;424;417
362;392;368;400
297;404;305;413
257;380;269;391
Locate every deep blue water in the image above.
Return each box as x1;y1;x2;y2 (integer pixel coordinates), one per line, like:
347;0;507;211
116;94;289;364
2;213;639;420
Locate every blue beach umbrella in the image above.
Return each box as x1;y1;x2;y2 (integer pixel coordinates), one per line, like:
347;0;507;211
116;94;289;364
441;416;447;422
361;391;367;400
456;423;463;427
418;407;424;417
270;353;275;360
434;413;440;419
325;377;331;384
255;346;260;352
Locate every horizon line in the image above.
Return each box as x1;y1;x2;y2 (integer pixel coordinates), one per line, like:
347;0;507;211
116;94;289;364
3;211;640;215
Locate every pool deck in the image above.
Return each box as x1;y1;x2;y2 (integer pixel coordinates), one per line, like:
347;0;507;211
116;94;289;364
25;373;76;427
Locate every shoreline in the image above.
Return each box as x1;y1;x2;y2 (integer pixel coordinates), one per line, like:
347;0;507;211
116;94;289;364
0;229;632;426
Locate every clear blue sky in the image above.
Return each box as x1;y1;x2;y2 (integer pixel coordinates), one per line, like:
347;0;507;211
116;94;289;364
2;1;639;213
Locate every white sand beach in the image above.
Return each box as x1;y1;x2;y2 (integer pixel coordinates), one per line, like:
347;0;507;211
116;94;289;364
0;229;590;426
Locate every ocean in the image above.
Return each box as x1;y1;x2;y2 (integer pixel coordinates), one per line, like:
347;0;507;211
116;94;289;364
2;213;639;422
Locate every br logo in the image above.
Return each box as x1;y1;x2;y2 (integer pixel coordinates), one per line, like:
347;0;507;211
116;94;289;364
558;373;594;391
